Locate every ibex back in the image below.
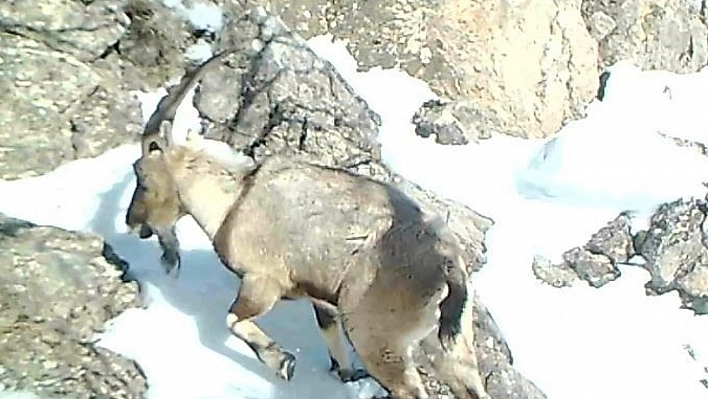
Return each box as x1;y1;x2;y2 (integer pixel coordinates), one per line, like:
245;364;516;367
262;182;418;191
125;50;490;399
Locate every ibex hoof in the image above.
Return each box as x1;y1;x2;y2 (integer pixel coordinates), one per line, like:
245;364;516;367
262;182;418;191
160;253;181;278
277;351;296;381
328;356;370;382
138;225;153;239
337;368;371;383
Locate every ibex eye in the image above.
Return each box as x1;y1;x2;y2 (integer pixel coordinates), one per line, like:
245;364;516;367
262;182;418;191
149;141;161;152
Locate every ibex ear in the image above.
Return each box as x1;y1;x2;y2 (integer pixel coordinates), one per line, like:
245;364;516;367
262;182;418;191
186;128;201;142
185;128;204;150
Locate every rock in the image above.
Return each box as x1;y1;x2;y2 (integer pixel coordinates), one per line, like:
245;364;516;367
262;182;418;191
585;212;634;264
0;0;194;180
0;213;146;399
117;0;198;86
634;198;708;314
533;200;708;313
533;213;633;288
67;85;145;160
564;247;621;288
656;131;708;157
532;255;579;288
581;0;708;73
0;0;129;62
0;31;146;179
242;0;598;139
471;295;547;399
0;33;100;179
412;100;469;145
412;99;496;145
198;5;385;180
586;10;617;42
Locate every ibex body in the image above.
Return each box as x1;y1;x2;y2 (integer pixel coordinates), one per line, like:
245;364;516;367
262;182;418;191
125;51;490;399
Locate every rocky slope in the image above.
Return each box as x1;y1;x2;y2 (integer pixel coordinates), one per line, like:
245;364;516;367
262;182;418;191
0;214;145;399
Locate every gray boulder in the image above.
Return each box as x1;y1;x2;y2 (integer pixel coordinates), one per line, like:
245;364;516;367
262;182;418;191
200;6;384;179
534;213;634;288
0;0;129;62
0;0;205;180
532;255;579;288
634;198;708;314
0;213;146;399
411;100;497;145
563;247;621;288
534;198;708;315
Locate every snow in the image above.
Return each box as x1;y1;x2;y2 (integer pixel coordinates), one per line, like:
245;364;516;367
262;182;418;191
2;32;708;399
160;0;224;33
0;392;44;399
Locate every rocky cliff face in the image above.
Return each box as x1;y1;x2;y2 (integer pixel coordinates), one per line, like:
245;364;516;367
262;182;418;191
240;0;599;140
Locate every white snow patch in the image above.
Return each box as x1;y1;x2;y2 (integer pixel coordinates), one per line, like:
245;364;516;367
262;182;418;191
185;39;215;63
0;392;46;399
160;0;224;33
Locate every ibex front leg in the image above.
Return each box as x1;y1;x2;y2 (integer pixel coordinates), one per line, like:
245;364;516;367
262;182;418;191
226;273;296;380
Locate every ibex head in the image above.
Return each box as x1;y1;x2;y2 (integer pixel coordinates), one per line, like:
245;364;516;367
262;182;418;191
125;48;237;275
125;48;253;275
126;120;185;275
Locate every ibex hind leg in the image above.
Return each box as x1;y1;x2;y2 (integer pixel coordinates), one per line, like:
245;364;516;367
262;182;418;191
351;338;428;399
312;301;371;382
227;273;296;381
420;334;490;399
341;300;432;398
419;308;491;399
444;296;491;399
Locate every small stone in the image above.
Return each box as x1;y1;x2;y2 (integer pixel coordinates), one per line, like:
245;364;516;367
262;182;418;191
42;360;58;369
588;11;616;41
563;247;620;288
532;255;579;288
584;212;634;263
634;198;708;313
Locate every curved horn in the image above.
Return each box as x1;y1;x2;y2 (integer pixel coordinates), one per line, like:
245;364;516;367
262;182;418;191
141;48;238;156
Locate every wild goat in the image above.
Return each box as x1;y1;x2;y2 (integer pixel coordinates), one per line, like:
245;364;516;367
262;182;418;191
125;50;491;399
